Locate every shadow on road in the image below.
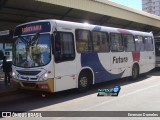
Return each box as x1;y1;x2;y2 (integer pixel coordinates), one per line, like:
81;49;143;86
0;68;159;111
148;68;160;76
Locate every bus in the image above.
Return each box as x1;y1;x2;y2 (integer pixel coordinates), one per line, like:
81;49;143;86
12;20;155;93
154;36;160;67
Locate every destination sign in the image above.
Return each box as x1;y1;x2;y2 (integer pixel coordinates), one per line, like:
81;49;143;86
22;25;42;33
14;22;51;36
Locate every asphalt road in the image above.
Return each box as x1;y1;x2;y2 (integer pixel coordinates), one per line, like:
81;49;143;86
1;68;160;120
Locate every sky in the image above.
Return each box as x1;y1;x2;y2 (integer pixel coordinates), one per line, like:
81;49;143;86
111;0;142;10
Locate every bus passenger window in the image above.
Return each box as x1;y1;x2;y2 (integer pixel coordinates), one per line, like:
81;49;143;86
123;34;135;52
144;37;154;51
135;36;144;51
92;31;109;52
76;30;91;53
110;33;123;52
55;32;75;63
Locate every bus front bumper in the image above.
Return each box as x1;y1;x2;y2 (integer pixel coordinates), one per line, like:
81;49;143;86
13;78;54;93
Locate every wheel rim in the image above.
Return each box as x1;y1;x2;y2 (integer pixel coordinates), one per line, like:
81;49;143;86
79;77;88;88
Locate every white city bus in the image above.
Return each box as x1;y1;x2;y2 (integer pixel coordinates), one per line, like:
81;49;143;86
12;20;155;93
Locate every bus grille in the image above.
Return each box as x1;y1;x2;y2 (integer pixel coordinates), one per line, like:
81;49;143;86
16;70;41;76
22;82;36;88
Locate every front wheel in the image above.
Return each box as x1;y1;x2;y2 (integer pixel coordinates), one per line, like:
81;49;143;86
131;64;139;80
77;73;89;92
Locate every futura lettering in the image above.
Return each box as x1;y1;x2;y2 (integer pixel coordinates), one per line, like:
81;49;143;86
113;56;128;63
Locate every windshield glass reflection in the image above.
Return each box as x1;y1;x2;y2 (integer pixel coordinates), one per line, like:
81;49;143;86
13;34;51;68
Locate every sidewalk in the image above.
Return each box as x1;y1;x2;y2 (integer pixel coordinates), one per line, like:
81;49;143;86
0;78;18;96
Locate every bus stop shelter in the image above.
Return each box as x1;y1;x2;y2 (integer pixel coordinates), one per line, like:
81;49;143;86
0;0;160;35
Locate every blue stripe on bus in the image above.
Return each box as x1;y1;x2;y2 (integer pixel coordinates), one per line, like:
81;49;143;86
92;26;101;31
81;53;125;83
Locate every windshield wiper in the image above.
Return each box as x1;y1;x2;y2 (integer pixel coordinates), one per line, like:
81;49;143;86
18;32;40;47
29;32;40;46
18;35;28;44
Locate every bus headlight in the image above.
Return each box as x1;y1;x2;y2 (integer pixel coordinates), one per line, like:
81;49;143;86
12;71;16;78
42;73;48;80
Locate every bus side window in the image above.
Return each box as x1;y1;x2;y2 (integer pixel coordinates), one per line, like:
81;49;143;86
92;31;109;52
110;33;123;52
76;29;92;53
144;36;154;51
54;32;75;63
135;36;144;51
123;34;135;52
54;32;61;60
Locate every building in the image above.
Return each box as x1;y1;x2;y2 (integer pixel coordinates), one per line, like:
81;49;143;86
142;0;160;16
0;30;13;60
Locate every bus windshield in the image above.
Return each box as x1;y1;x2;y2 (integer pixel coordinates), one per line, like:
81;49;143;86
13;34;51;68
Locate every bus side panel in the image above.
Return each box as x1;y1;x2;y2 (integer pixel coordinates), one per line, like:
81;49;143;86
80;53;125;83
138;51;147;74
122;52;133;77
110;52;128;79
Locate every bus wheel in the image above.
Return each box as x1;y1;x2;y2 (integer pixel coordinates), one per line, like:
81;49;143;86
78;73;89;92
131;64;139;80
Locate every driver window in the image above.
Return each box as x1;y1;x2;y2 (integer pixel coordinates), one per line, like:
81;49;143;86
55;32;75;63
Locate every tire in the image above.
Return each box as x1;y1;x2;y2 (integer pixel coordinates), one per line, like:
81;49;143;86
131;64;139;80
77;73;89;92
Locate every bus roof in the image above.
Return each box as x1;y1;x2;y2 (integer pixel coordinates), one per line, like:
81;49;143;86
15;19;153;37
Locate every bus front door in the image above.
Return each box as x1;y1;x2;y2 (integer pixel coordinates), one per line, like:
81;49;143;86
144;37;155;71
54;31;76;92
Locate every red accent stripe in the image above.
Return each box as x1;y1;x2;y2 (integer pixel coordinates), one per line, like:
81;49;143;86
132;51;140;62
